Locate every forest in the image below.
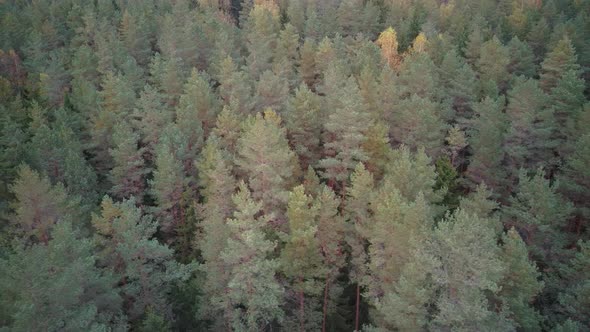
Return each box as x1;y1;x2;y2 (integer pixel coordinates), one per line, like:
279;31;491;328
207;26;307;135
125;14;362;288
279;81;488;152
0;0;589;331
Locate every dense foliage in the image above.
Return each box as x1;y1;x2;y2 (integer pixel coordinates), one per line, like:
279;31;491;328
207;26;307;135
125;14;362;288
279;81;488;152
1;0;589;330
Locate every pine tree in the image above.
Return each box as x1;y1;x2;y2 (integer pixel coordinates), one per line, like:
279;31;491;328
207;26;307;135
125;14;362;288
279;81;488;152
498;228;544;331
430;209;509;330
236;109;297;223
177;68;220;135
383;146;445;206
149;54;186;108
131;84;171;157
559;133;590;223
149;129;190;240
558;240;590;327
273;23;300;89
217;55;253;115
281;185;325;331
507;36;537;78
211;104;243;156
0;221;125;331
245;4;280;79
550;69;586;155
108;121;148;202
299;38;318;89
92;197;196;321
465;96;509;194
219;182;284;331
315;184;346;331
27;120;98;211
504;169;573;268
390;94;447;158
345;163;374;332
254;70;289;113
285;83;322;169
194;136;236;327
319;76;371;187
336;0;364;37
540;36;581;93
477;36;510;91
9;164;80;244
504;77;555;177
439;49;478;119
366;186;434;311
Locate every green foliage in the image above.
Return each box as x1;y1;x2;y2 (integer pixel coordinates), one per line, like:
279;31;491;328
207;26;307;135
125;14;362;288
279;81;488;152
219;182;284;331
0;221;125;331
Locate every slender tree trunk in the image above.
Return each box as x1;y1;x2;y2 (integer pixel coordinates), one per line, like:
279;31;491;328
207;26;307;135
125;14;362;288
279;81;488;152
322;277;330;332
355;284;360;332
299;289;305;332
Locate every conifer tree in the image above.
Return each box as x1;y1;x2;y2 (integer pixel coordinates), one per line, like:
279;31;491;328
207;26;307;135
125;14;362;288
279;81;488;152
273;23;300;89
315;184;346;331
177;68;220;135
211;104;243;157
550;69;586;154
465;97;509;194
245;5;280;79
319;76;371;187
92;197;196;322
507;36;537;78
383;146;445;205
219;182;284;331
131;84;171;157
540;36;581;93
9;165;80;244
430;209;509;330
0;221;125;331
236;109;297;222
558;240;590;327
285;83;322;169
559;133;590;223
217;55;253;115
439;49;478;119
366;187;433;307
254;70;289;113
498;228;544;331
281;185;325;332
299;38;318;89
108;122;148;202
149;129;190;240
345;163;374;332
194;136;236;327
390;94;447;157
28;120;98;210
477;36;510;91
504;169;573;268
504;77;555;176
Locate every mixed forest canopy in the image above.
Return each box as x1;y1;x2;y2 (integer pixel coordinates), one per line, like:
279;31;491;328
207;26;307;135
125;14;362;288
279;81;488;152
1;0;590;330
